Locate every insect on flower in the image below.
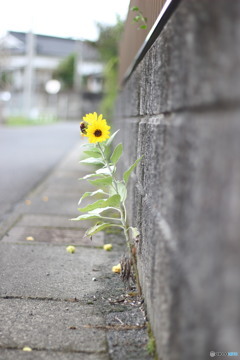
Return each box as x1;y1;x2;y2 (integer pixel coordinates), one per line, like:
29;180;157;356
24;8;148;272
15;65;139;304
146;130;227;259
80;122;87;135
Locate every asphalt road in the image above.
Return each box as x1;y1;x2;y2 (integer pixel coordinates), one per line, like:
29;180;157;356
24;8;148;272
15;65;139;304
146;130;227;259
0;121;80;223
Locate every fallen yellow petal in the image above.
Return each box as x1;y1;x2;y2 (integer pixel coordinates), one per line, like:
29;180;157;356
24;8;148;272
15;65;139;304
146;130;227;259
42;196;49;202
26;236;34;241
25;199;31;206
103;244;112;251
66;245;76;253
22;346;32;352
112;263;121;273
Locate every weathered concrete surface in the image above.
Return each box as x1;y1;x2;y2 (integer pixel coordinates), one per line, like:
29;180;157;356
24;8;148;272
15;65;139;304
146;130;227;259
15;214;87;229
0;298;106;353
12;213;98;232
0;241;119;300
0;350;108;360
1;226;104;246
15;194;82;216
115;0;240;359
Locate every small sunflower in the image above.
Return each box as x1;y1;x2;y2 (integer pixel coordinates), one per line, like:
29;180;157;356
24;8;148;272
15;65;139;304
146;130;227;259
86;119;111;143
83;112;105;124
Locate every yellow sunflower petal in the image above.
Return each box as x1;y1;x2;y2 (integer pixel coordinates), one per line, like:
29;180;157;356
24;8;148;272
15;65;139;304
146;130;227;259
83;112;108;125
83;113;97;124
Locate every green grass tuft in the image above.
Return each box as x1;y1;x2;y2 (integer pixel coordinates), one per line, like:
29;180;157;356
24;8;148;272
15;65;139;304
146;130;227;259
6;116;58;127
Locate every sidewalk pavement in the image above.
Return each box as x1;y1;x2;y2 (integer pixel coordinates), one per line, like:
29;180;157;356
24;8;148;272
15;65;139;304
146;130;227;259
0;143;154;360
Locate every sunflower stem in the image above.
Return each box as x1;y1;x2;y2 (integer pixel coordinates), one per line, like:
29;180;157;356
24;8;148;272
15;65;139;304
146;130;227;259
97;143;119;194
96;141;142;295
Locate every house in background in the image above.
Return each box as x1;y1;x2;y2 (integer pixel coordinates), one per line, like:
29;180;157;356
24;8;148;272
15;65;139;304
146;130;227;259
0;31;104;120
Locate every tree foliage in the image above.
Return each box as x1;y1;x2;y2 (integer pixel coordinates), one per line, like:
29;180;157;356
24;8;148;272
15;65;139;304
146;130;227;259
96;18;124;62
0;71;11;89
53;53;75;89
95;17;124;119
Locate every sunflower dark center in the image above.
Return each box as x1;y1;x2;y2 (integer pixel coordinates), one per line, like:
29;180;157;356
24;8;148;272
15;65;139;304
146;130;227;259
94;129;102;137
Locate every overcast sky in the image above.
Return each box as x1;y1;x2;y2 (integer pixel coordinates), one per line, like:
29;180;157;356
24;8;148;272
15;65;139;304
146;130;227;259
0;0;130;40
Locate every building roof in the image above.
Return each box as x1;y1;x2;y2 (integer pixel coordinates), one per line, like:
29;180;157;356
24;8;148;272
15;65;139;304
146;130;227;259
7;31;100;61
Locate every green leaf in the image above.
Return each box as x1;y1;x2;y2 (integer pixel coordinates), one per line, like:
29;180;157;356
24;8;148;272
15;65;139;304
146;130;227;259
78;189;106;206
79;173;104;180
89;206;121;216
139;24;147;29
104;145;111;161
133;15;141;22
78;194;121;213
83;150;102;158
71;213;102;221
80;157;104;165
117;181;127;202
110;143;123;165
85;222;121;237
108;186;117;197
131;6;139;11
89;176;113;186
123;156;143;184
106;130;119;146
80;143;97;150
80;142;91;148
96;166;114;175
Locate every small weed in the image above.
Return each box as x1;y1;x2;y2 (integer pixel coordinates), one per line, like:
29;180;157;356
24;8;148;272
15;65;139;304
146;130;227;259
146;337;156;356
146;322;157;358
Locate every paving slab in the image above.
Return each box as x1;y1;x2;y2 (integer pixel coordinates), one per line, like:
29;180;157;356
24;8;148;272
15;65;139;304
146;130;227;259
15;214;94;230
46;169;90;182
0;243;120;299
58;156;94;173
37;182;92;196
17;191;103;217
0;350;108;360
1;226;104;247
24;171;88;197
37;177;93;194
0;298;106;353
56;146;84;170
15;194;81;217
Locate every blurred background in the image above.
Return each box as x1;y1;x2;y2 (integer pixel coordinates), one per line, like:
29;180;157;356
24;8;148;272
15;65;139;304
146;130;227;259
0;0;129;124
0;1;129;223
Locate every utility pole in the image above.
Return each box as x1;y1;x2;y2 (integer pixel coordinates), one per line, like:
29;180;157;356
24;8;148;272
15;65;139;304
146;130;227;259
23;31;35;118
0;34;10;124
74;40;83;117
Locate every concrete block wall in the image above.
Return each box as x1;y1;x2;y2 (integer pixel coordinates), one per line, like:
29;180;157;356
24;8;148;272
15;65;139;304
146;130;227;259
114;1;240;359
